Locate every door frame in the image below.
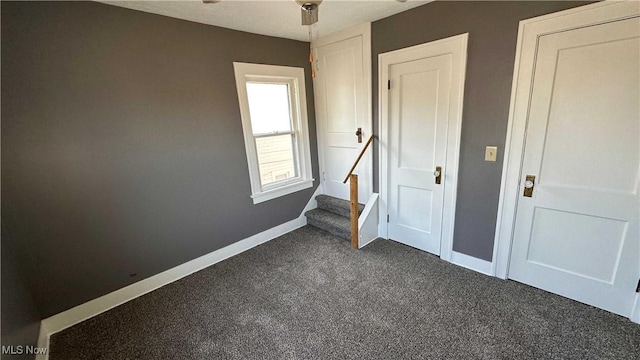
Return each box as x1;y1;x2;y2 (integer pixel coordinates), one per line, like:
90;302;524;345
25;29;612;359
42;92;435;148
378;33;468;262
491;0;640;322
312;23;373;198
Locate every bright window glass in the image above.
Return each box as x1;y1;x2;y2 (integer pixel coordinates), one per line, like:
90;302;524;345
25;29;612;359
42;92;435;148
246;83;292;134
246;82;298;187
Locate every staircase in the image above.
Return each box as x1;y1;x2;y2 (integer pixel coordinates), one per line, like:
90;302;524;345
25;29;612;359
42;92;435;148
305;195;364;241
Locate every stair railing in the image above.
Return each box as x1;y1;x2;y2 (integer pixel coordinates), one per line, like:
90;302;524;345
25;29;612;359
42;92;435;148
342;134;375;249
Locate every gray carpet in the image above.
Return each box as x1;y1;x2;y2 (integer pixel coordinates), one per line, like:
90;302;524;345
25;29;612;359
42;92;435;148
50;226;640;359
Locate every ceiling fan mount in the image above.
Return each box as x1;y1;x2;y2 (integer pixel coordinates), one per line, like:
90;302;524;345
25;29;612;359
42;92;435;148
202;0;323;26
295;0;323;25
295;0;322;25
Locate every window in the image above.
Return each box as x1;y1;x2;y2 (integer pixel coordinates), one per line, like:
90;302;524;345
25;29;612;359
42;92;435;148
233;62;314;204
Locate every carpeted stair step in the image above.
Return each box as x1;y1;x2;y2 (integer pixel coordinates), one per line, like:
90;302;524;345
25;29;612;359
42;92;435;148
305;208;351;241
316;194;364;219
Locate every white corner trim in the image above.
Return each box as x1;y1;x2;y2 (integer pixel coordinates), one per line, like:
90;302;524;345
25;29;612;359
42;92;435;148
361;22;374;199
450;251;493;276
631;294;640;325
36;185;321;359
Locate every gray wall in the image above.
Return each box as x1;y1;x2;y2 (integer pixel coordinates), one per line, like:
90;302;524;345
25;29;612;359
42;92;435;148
2;225;42;360
1;1;318;318
372;1;593;261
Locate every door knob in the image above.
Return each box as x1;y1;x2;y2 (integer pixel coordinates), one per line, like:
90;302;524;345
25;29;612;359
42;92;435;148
355;127;363;143
523;175;535;197
434;166;442;185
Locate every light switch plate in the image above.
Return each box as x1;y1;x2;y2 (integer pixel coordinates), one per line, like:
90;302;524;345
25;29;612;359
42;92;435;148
485;146;498;162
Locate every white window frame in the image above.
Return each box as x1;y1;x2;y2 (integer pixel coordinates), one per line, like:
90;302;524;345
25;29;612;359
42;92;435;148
233;62;314;204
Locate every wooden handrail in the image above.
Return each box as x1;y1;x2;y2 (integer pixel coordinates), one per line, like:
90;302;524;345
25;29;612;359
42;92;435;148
343;134;375;183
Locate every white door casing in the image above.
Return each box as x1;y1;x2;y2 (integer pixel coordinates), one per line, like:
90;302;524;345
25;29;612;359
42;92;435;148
379;34;468;260
313;24;372;202
493;1;640;320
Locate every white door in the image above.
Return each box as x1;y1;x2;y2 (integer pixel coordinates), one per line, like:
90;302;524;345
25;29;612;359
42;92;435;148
314;31;371;201
508;16;640;317
385;51;452;255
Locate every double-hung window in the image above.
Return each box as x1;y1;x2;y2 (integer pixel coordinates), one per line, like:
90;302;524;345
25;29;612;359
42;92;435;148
233;62;314;204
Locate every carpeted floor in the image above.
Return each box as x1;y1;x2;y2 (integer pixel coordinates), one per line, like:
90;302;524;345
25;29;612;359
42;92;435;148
50;226;640;359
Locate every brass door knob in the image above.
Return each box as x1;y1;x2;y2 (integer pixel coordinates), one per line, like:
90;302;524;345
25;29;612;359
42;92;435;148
434;166;442;185
523;175;535;197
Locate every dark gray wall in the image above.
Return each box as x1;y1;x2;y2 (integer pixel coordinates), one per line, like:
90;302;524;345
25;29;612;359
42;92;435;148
372;1;593;261
2;225;42;360
1;1;318;318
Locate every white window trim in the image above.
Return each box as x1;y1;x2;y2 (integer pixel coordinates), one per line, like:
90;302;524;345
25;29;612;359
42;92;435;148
233;62;314;204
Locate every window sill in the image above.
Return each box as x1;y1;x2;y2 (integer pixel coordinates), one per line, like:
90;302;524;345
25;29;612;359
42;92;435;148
251;179;314;204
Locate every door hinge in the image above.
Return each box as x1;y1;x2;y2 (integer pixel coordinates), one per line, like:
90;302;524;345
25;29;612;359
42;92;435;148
636;279;640;293
387;214;389;222
387;80;391;90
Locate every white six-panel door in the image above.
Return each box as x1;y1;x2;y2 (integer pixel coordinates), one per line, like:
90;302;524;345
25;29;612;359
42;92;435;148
314;26;371;201
508;16;639;317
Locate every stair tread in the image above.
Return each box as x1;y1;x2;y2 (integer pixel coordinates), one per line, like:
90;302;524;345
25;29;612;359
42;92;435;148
316;194;364;219
305;208;351;226
305;208;351;241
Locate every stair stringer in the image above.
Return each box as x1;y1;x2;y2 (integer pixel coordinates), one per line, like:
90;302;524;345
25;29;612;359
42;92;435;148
358;193;379;249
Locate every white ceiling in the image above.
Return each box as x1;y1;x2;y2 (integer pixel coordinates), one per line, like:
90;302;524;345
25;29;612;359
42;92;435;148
100;0;431;41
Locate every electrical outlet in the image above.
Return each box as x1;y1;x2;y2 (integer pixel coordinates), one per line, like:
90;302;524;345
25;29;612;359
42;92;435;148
485;146;498;162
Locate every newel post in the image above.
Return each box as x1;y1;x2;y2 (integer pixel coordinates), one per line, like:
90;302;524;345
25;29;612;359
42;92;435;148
349;174;358;249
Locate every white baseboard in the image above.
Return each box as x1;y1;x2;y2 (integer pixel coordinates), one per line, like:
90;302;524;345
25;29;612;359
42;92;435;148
36;322;51;360
449;250;493;276
631;294;640;325
36;185;321;360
